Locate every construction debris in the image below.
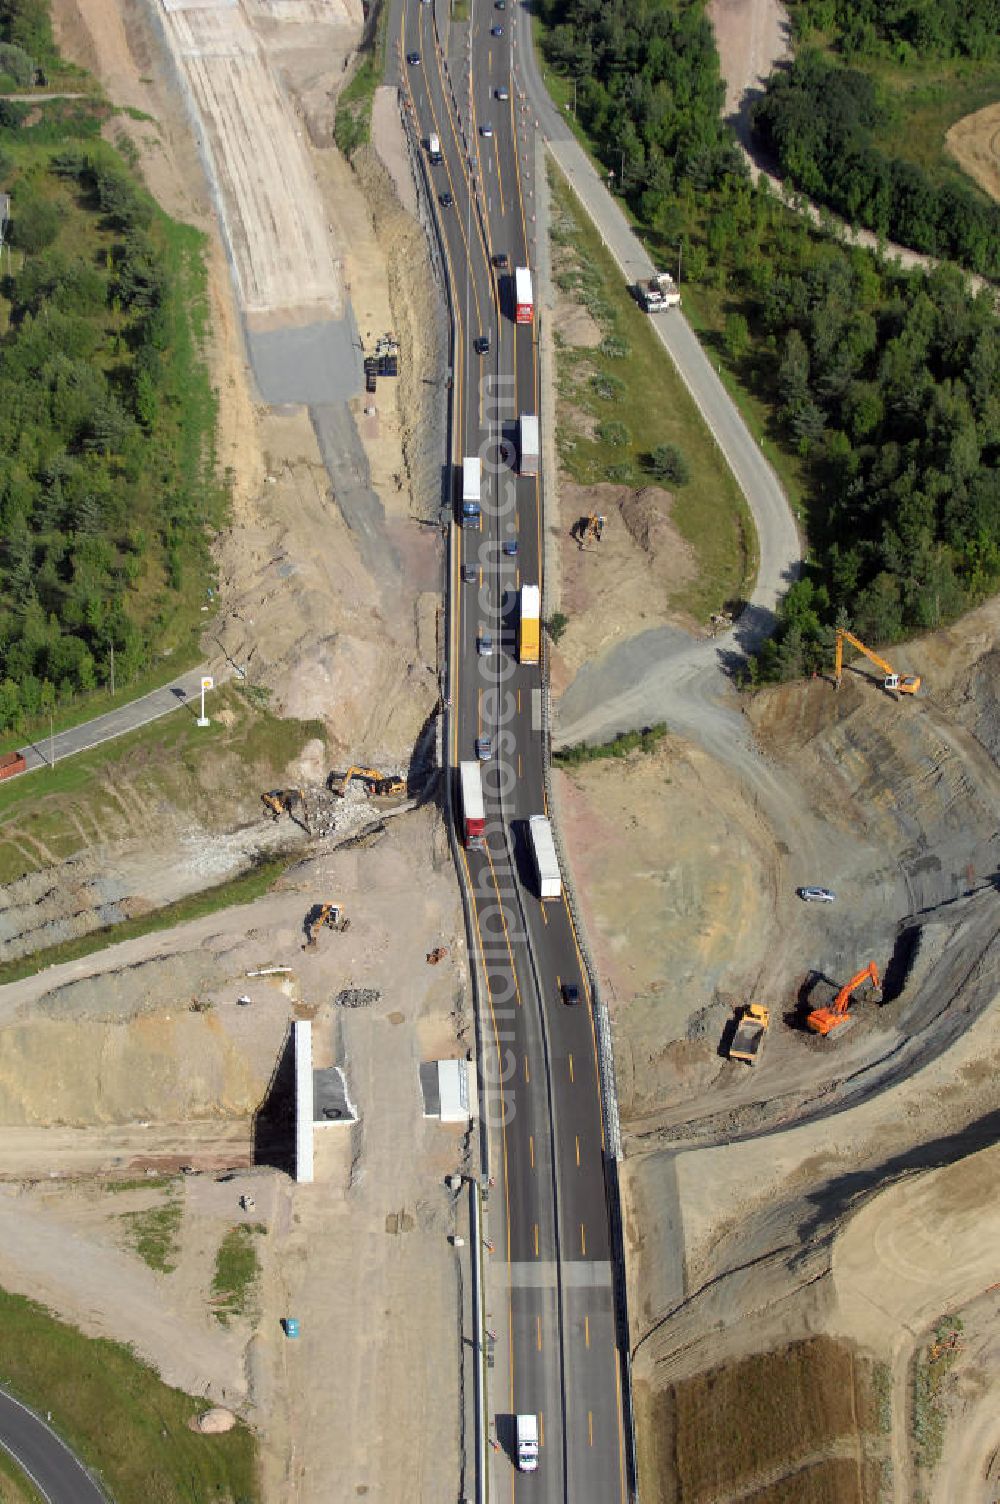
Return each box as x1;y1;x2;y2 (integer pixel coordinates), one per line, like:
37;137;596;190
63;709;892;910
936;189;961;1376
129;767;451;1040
334;989;381;1009
426;947;448;965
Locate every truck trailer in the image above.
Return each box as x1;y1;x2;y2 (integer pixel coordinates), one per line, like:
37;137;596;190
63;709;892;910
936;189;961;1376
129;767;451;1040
519;414;539;476
461;457;481;526
516;1413;539;1472
514;266;534;324
528;815;561;900
458;761;485;849
518;584;540;665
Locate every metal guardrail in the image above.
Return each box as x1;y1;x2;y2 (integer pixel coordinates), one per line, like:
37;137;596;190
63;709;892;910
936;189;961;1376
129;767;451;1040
532;128;639;1504
397;82;489;1504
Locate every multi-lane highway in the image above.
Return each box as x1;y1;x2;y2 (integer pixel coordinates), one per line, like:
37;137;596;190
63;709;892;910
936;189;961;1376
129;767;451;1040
397;2;628;1498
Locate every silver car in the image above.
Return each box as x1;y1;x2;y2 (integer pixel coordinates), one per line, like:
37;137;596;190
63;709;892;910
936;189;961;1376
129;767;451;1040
798;886;836;903
478;629;494;656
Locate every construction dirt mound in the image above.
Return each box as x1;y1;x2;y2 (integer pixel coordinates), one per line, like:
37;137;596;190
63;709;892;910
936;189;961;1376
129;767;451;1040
619;486;679;557
557;594;1000;1502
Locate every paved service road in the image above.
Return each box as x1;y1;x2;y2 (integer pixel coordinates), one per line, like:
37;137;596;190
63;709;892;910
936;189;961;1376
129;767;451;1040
515;8;801;627
15;666;217;774
397;2;627;1498
0;1390;107;1504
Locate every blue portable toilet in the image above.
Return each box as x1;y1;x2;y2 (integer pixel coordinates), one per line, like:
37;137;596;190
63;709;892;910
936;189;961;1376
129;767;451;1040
283;1317;300;1339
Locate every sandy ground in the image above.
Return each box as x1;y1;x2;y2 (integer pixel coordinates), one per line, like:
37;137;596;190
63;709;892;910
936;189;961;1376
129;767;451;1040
946;102;1000;205
16;1;463;1498
0;810;466;1501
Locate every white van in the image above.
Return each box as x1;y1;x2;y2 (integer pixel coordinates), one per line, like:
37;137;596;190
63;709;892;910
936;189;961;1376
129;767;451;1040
516;1413;539;1472
428;132;442;163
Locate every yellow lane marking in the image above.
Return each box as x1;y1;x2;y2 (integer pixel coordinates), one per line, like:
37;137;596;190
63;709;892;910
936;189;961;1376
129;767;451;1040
575;1134;581;1167
524;1055;530;1083
536;1315;542;1351
568;1052;574;1083
533;1222;539;1257
580;1222;587;1256
529;1134;534;1169
588;1410;594;1447
585;1314;590;1349
540;903;548;925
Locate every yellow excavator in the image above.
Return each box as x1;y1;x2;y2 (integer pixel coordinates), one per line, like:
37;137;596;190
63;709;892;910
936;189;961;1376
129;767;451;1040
572;513;606;548
834;630;921;697
261;789;310;833
328;766;406;798
303;902;350;949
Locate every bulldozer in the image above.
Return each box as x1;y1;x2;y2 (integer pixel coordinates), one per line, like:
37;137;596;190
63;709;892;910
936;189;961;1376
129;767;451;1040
328;766;406;799
834;630;921;698
807;961;882;1037
303;902;350;950
261;789;310;833
572;513;606;549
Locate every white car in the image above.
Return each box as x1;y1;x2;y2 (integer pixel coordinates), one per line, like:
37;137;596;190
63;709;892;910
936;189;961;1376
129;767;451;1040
478;629;494;656
798;886;836;903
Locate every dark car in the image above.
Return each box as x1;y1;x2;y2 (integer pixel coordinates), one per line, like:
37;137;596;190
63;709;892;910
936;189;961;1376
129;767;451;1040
474;334;491;355
495;85;509;101
439;191;454;208
491;24;503;35
461;563;477;583
406;51;421;64
561;982;581;1007
492;251;509;268
502;537;518;556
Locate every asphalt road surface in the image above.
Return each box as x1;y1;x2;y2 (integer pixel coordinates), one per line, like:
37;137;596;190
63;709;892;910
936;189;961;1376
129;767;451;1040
397;3;627;1498
14;666;216;775
0;1390;107;1503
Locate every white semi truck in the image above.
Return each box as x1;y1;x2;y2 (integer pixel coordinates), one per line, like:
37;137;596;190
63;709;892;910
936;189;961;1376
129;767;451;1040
519;413;539;477
528;815;561;900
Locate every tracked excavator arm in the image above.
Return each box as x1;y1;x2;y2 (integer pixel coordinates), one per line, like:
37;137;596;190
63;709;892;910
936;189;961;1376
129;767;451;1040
807;961;882;1037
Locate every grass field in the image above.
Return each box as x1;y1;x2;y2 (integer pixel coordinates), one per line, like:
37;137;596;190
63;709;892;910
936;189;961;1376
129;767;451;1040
0;683;324;880
635;1337;881;1504
120;1187;184;1275
0;1285;259;1504
212;1225;266;1325
0;1446;47;1504
549;169;757;622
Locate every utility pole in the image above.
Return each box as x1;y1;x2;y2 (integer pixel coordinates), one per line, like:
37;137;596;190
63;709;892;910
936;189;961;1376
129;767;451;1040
110;642;115;698
677;240;683;285
49;710;54;769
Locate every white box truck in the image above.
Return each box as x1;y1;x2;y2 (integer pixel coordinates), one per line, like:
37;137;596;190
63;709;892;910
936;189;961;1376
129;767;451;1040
519;414;539;477
461;456;481;526
516;1413;539;1472
528;815;561;900
427;132;442;163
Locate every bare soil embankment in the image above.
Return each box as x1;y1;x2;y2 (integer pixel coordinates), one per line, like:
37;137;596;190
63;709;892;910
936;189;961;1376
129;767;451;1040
557;597;1000;1502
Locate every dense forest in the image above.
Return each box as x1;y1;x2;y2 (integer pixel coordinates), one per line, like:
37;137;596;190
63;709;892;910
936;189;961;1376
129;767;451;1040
539;0;1000;680
0;0;221;736
752;50;1000;277
786;0;1000;60
535;0;742;229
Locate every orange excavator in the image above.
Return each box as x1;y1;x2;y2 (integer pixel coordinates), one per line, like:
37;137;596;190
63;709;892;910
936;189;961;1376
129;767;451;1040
807;961;882;1037
834;630;921;697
